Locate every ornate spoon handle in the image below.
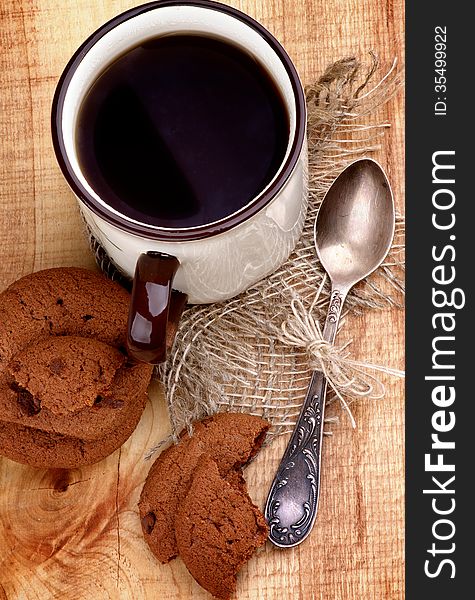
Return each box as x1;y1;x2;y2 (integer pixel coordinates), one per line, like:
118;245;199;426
265;287;347;548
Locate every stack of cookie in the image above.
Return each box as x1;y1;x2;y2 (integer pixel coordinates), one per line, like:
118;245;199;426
0;267;153;468
139;412;270;599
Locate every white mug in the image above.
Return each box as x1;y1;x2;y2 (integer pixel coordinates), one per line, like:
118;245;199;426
52;0;308;363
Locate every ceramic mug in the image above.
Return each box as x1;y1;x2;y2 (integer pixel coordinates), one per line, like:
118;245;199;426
52;0;308;364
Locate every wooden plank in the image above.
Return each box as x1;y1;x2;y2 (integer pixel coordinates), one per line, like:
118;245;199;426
0;1;405;598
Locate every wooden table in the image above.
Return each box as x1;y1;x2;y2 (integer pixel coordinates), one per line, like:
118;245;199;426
0;1;405;598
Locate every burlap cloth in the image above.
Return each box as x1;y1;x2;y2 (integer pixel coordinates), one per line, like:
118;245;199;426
91;54;404;455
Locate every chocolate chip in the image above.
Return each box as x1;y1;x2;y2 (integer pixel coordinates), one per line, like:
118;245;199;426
82;314;93;321
141;512;156;534
11;384;41;416
94;396;124;409
107;398;124;409
56;298;63;305
48;357;65;375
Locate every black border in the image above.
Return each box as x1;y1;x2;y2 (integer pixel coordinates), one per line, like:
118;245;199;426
406;3;470;597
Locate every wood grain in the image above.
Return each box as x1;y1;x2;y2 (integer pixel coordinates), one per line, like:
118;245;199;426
0;1;405;598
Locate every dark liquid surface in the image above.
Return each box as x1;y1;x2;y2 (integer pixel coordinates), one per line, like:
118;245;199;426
76;35;289;228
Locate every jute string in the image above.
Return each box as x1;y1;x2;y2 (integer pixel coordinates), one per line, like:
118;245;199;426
88;53;405;457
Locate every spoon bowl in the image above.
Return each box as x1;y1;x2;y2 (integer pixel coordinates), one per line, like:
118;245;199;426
315;158;395;289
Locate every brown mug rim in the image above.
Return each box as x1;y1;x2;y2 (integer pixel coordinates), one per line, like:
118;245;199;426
51;0;307;242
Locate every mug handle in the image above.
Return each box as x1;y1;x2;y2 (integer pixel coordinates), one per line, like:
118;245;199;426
126;252;188;364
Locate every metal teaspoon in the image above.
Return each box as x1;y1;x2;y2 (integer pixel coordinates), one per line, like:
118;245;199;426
265;158;395;548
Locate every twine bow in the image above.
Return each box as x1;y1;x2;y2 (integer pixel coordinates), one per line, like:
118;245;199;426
279;278;404;428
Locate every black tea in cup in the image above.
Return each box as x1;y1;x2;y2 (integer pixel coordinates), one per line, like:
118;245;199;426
75;34;289;229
